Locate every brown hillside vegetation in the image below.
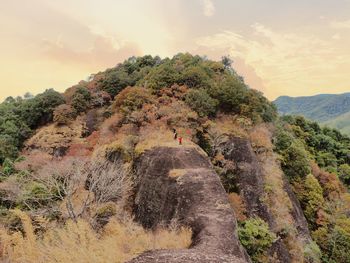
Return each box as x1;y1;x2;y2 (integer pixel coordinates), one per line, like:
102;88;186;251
1;54;349;263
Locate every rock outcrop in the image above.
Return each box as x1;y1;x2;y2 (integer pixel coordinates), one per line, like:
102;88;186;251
218;137;312;262
129;147;250;263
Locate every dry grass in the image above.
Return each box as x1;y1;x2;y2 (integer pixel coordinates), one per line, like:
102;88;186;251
228;193;247;221
168;169;188;178
25;117;86;155
249;124;274;150
0;210;192;263
212;114;251;138
134;125;197;155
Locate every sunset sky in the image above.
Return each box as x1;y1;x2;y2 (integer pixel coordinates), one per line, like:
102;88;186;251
1;0;350;101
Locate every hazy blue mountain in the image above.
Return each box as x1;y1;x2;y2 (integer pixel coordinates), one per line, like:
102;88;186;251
274;92;350;134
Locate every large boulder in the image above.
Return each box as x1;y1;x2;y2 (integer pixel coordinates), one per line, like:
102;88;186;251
130;147;250;263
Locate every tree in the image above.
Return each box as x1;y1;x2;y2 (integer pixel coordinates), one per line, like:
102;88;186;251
71;87;91;114
0;135;19;164
19;89;65;128
23;92;34;100
221;56;233;69
185;89;218;117
210;75;248;114
281;142;311;179
298;174;325;226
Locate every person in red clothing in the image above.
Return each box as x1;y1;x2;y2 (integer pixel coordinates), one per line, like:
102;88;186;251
178;136;183;145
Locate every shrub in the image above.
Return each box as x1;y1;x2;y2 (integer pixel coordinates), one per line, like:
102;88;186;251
315;151;338;169
19;89;65;128
338;164;350;187
238;217;276;262
303;241;322;263
185;88;218;117
113;87;155;116
71;87;92;113
210;75;248;114
53;104;75;125
281;142;311;179
274;130;293;152
99;56;160;97
178;66;211;89
312;219;350;263
141;61;180;90
296;174;325;227
19;181;55;209
1;158;15;177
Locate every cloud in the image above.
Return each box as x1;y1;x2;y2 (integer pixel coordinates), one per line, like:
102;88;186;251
41;31;141;70
201;0;215;17
196;23;349;99
330;19;350;29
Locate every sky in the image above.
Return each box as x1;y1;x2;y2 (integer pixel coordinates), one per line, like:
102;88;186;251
0;0;350;101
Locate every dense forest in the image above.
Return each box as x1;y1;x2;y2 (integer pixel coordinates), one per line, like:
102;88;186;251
0;54;349;263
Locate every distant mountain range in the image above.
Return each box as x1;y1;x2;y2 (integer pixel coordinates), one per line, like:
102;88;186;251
274;92;350;135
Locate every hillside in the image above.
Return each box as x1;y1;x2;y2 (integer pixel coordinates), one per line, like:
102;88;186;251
323;111;350;135
274;93;350;134
0;54;350;263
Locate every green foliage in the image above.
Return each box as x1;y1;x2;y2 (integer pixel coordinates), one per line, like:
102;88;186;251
221;56;233;69
280;141;311;179
238;217;276;262
312;218;350;263
297;174;324;226
209;74;248;113
138;53;276;122
338;164;350;187
275;116;350;186
178;66;211;89
98;55;161;97
0;135;19;164
274;130;293;152
0;89;64;164
19;181;52;209
19;89;65;128
315;152;338;170
274;116;350;261
71;86;92;113
1;158;15;177
185;88;218;117
303;241;322;263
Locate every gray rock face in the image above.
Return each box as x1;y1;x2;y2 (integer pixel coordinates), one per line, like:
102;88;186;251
218;137;292;262
219;137;313;262
130;147;251;263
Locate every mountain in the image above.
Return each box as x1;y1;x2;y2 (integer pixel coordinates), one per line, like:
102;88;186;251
0;54;350;263
274;92;350;134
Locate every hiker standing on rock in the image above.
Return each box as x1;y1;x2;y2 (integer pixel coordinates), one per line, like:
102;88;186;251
173;128;178;140
178;136;183;145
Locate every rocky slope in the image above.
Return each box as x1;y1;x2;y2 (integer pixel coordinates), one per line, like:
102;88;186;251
1;54;349;263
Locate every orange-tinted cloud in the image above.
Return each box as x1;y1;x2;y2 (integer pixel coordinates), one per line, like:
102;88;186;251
197;23;350;99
